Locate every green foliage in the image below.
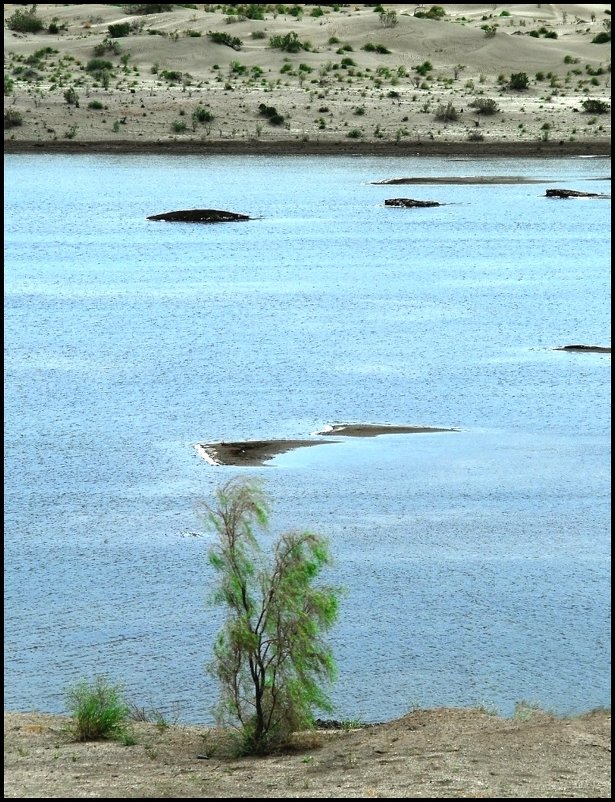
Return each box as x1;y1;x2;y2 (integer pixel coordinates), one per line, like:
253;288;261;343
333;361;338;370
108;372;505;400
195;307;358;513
4;75;15;96
379;9;398;27
470;97;499;115
87;100;104;110
362;43;390;54
414;60;433;76
208;30;243;49
4;109;23;129
529;26;557;39
415;5;446;20
160;69;183;82
65;677;130;741
591;31;611;44
108;22;131;38
123;4;173;12
192;105;215;124
508;72;529;90
434;101;459;121
94;38;122;56
205;478;340;756
347;127;362;138
63;86;79;107
481;24;497;37
269;31;310;52
87;58;114;74
171;119;188;133
7;7;44;34
581;98;610;114
258;103;285;125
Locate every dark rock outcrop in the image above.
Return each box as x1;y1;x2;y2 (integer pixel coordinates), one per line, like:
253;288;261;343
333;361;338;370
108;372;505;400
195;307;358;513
384;198;441;208
553;344;611;353
545;189;601;198
147;208;250;222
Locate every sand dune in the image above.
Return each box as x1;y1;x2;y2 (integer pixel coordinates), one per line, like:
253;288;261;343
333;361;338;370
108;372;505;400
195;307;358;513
4;3;611;153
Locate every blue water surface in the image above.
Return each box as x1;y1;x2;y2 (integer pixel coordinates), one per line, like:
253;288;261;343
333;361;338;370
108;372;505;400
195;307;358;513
4;153;611;723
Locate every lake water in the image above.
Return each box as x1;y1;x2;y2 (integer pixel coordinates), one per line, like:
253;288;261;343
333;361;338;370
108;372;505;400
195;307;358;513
4;153;611;724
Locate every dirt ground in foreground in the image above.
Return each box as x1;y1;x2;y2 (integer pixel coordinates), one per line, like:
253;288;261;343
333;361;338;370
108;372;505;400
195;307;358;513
4;707;611;798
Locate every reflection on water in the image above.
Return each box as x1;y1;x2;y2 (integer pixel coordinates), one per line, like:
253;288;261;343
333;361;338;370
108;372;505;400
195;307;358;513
4;154;611;723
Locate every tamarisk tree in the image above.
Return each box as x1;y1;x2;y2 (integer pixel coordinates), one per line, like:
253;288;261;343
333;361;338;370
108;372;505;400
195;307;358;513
204;477;340;755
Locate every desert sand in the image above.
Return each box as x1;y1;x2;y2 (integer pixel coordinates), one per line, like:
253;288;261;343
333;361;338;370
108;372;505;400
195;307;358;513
3;3;612;154
4;707;611;798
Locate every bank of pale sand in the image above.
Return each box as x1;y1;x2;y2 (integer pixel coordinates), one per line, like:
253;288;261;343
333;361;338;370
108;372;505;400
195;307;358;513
4;707;611;798
4;4;611;155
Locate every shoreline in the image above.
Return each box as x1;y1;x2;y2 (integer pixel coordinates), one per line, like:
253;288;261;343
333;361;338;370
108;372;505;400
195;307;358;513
4;138;611;158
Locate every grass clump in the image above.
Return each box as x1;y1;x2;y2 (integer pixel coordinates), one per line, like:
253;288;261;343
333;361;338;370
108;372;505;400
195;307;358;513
65;676;130;742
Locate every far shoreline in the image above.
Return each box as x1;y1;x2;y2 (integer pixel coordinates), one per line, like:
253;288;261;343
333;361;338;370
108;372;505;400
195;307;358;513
4;138;611;158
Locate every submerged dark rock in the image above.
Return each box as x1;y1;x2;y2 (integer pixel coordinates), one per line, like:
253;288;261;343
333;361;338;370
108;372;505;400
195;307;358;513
554;344;611;353
545;189;601;198
384;198;441;208
147;208;250;222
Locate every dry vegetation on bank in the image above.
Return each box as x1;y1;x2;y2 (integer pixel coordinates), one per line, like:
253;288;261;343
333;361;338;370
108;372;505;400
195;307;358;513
3;3;612;152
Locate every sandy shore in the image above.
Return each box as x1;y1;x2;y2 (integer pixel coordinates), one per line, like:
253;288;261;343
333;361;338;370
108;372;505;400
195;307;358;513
4;708;611;798
4;4;611;156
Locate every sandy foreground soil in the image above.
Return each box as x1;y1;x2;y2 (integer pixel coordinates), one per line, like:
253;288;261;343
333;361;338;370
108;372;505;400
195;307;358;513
4;707;611;798
3;4;611;155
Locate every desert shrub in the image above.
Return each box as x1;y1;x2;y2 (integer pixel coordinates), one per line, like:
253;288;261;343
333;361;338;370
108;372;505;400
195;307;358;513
7;8;44;33
87;100;104;109
63;86;79;107
65;676;130;741
123;4;173;12
208;30;242;49
205;478;340;756
435;101;459;121
4;109;23;129
591;31;611;44
251;30;266;39
192;106;214;123
581;99;610;114
340;57;356;68
258;102;284;125
171;119;188;133
467;130;484;141
269;31;309;52
86;58;113;74
94;38;122;56
4;75;15;95
414;60;433;76
379;9;398;27
108;22;131;38
508;72;529;90
160;69;182;82
347;127;362;138
362;43;390;53
470;97;499;115
415;5;446;20
481;24;497;37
